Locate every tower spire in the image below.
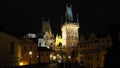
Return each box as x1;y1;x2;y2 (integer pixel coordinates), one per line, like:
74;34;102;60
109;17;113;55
65;3;74;22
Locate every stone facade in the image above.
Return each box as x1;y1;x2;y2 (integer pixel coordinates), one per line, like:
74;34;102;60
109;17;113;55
78;32;112;68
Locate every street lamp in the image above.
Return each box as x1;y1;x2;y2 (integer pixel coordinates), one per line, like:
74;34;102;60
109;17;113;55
29;51;32;55
68;56;71;59
29;51;32;64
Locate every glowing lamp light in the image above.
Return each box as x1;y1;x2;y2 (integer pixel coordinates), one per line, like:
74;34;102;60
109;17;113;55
58;60;61;63
57;54;59;56
68;56;71;59
47;46;50;49
29;51;32;55
37;56;39;58
53;56;56;60
50;54;53;58
19;62;24;66
19;61;28;66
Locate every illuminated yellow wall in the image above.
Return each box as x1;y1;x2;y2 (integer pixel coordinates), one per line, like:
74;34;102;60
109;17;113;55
55;34;62;46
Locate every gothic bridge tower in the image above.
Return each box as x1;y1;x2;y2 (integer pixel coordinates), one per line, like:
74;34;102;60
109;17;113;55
61;3;79;47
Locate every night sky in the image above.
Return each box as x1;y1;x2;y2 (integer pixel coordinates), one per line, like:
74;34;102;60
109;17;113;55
2;0;120;37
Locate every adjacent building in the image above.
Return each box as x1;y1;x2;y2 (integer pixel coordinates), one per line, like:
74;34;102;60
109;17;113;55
0;32;21;68
20;35;38;65
78;32;112;68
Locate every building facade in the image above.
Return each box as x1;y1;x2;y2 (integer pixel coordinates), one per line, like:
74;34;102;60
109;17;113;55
0;32;21;68
78;32;112;68
20;35;38;65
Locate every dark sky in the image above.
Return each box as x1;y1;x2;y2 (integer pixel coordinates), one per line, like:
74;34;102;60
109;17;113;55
3;0;120;37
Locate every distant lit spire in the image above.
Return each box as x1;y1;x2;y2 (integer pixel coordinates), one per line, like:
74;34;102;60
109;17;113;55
41;18;52;38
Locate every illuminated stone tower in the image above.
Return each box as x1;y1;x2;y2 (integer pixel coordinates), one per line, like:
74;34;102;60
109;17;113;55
38;18;54;47
61;4;79;47
41;18;53;39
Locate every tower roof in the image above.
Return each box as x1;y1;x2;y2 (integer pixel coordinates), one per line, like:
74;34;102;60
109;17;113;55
64;3;79;24
65;3;74;22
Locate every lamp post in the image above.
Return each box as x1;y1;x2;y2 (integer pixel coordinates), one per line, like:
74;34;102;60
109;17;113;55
29;51;32;64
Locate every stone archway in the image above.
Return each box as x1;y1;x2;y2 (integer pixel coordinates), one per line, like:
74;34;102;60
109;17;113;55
49;49;67;63
55;50;67;63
